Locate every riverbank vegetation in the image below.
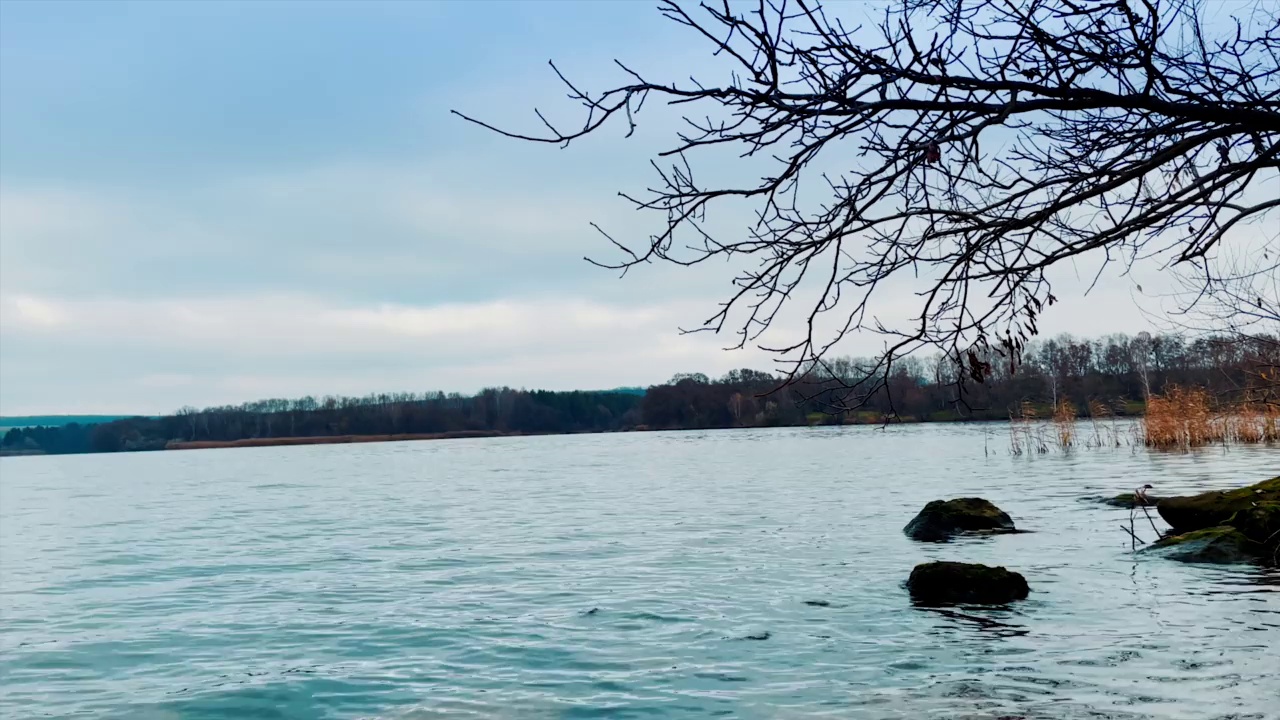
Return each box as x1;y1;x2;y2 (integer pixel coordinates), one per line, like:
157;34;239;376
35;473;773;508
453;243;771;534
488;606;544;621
1142;386;1279;450
1007;387;1278;455
3;332;1275;456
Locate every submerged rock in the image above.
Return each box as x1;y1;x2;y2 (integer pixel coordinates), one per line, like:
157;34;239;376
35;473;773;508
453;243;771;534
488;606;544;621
1149;526;1261;564
906;561;1030;605
1099;492;1159;508
904;498;1018;541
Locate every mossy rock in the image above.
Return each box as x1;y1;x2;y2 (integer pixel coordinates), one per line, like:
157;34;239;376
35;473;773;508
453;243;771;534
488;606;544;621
1157;476;1280;535
1100;492;1159;508
1149;526;1262;564
904;498;1017;542
906;561;1030;605
1230;502;1280;548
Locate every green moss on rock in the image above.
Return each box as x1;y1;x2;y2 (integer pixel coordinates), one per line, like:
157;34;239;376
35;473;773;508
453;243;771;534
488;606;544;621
903;498;1018;542
906;561;1030;605
1230;502;1280;547
1156;476;1280;534
1149;526;1262;564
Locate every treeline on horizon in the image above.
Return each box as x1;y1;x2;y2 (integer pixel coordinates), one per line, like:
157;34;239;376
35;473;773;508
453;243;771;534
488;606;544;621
3;332;1275;455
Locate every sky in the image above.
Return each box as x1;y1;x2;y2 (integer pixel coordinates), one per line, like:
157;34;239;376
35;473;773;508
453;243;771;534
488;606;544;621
0;0;1201;415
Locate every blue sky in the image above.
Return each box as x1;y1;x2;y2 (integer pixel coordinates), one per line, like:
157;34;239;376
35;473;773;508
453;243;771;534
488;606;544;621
0;0;1173;415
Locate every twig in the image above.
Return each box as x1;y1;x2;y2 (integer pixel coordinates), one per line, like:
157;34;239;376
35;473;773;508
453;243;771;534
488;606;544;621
1139;503;1162;537
1120;524;1147;547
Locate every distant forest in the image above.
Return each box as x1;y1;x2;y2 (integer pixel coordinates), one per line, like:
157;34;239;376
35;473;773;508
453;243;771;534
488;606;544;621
3;332;1275;455
0;415;139;428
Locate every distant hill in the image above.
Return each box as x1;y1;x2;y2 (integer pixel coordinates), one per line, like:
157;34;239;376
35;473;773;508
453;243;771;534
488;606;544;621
0;415;140;430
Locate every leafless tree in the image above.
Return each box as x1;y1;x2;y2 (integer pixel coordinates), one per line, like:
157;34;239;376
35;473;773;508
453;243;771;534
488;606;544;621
1162;242;1280;403
176;405;201;441
455;0;1280;415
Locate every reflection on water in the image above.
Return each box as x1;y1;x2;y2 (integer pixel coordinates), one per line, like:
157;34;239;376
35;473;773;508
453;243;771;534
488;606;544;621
917;606;1033;637
0;423;1276;719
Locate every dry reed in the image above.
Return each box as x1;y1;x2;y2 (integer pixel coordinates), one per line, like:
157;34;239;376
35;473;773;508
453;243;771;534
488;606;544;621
1002;383;1275;457
1053;399;1077;448
1009;401;1052;454
1085;398;1124;448
1141;384;1279;449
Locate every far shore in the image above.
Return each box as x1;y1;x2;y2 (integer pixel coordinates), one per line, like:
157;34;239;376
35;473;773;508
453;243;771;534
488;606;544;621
3;413;1154;456
165;430;509;450
161;414;1055;452
1;412;1164;457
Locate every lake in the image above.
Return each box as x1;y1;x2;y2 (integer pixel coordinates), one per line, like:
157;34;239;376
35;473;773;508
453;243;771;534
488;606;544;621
1;423;1277;719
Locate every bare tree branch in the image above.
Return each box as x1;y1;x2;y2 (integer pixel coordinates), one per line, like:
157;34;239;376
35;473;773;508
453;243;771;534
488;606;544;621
455;0;1280;416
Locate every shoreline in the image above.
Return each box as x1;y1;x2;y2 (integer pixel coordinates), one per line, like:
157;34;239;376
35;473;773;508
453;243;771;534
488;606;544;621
162;415;1065;451
2;414;1154;457
165;429;509;450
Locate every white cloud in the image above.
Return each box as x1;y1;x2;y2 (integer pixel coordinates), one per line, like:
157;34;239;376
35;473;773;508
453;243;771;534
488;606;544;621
6;159;1235;417
0;164;1192;416
0;266;1168;416
1;293;665;354
0;187;121;237
3;295;70;328
239;161;624;251
0;290;780;414
0;162;647;307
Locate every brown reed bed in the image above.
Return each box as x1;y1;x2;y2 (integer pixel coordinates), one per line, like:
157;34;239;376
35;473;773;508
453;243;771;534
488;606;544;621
1004;388;1280;455
1141;385;1279;450
1009;385;1276;455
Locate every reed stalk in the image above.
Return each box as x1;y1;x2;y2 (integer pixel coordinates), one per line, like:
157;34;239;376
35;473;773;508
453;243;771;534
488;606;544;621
1053;399;1077;449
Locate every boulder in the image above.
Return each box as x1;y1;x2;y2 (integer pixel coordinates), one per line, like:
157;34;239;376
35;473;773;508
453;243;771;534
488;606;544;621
1230;502;1280;548
1147;478;1280;565
1156;476;1279;534
906;561;1030;605
1149;526;1261;564
904;498;1017;541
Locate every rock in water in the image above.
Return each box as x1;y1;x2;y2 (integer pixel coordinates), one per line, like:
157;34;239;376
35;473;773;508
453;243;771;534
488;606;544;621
1150;478;1279;565
904;498;1018;541
1156;476;1279;535
906;561;1030;605
1149;526;1261;564
1231;503;1280;550
1100;492;1159;508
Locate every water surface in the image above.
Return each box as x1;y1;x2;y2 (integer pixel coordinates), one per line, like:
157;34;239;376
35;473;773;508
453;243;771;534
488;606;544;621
1;423;1277;719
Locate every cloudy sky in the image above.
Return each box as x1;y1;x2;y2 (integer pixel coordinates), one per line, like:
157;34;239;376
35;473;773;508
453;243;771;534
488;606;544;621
0;0;1183;416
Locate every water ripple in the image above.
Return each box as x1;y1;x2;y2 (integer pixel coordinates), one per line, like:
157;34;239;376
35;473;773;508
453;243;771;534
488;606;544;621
1;423;1277;718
